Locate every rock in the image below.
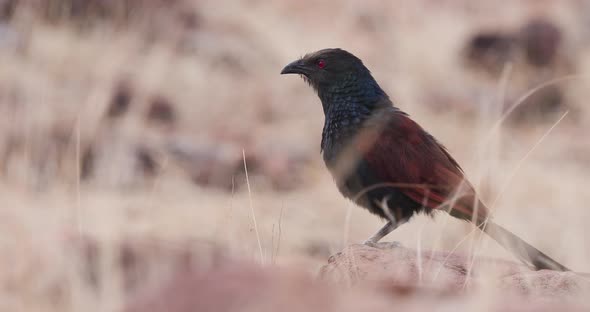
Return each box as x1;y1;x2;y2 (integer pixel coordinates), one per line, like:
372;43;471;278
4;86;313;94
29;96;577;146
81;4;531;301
0;0;16;21
166;140;245;191
320;244;590;300
460;17;573;124
119;241;395;312
121;241;590;312
464;31;517;75
106;81;133;119
166;139;309;191
464;18;564;75
146;95;177;127
134;145;159;178
520;18;562;67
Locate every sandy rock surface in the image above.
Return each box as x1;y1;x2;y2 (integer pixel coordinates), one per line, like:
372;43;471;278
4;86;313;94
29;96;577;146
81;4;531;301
320;244;590;299
122;243;590;312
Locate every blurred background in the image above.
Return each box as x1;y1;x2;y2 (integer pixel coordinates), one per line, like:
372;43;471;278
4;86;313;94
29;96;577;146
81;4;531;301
0;0;589;311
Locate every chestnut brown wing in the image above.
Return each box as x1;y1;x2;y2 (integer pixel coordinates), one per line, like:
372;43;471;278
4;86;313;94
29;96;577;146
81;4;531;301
361;111;489;224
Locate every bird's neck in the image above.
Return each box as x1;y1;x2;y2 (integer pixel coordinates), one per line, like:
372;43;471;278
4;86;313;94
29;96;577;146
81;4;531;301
319;77;392;155
317;75;388;115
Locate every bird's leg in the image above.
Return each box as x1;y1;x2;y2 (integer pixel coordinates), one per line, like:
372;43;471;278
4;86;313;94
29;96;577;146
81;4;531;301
363;196;402;248
363;221;401;249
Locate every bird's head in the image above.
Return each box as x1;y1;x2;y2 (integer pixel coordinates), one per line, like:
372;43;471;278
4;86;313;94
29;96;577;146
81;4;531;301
281;48;387;112
281;48;369;86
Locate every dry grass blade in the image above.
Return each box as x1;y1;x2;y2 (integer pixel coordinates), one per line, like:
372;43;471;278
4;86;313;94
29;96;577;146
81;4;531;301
243;149;264;263
490;111;570;209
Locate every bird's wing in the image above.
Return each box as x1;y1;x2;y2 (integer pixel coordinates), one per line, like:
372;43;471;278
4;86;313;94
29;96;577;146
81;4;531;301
360;111;489;223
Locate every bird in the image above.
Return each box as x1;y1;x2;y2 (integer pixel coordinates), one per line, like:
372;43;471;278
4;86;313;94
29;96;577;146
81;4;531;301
280;48;569;271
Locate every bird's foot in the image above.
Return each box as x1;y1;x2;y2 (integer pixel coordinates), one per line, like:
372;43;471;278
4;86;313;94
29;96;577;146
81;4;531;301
362;240;402;249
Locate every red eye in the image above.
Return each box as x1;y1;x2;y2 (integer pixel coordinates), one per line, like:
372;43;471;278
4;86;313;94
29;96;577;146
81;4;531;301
317;59;326;69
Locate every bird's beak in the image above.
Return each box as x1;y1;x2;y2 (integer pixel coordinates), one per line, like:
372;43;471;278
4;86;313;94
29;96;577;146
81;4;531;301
280;59;309;75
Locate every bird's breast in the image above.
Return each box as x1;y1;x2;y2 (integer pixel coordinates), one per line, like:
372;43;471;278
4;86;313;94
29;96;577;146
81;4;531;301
321;119;362;164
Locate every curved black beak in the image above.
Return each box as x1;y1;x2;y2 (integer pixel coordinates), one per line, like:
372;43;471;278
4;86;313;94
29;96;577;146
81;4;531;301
280;59;309;75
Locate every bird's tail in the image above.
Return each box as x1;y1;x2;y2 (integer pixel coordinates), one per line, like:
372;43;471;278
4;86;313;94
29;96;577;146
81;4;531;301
481;221;570;271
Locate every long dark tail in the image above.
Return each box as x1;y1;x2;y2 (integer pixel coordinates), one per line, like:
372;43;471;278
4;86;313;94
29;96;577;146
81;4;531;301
482;221;570;271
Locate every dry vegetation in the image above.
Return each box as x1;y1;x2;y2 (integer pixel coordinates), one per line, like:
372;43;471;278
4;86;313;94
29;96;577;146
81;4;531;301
0;0;590;311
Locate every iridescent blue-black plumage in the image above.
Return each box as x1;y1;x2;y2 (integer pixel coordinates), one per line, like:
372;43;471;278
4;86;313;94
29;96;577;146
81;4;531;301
281;48;569;271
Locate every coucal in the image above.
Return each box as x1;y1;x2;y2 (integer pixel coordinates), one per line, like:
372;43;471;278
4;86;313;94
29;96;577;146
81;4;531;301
281;48;569;271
